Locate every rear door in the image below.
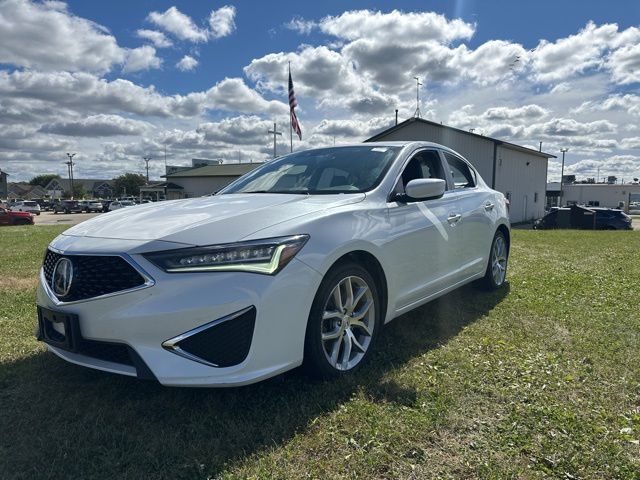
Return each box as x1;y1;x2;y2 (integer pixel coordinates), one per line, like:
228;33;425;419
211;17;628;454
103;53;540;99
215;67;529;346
441;152;494;278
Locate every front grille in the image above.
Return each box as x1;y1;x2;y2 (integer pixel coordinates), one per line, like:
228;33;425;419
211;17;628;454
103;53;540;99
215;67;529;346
174;307;256;367
43;249;146;302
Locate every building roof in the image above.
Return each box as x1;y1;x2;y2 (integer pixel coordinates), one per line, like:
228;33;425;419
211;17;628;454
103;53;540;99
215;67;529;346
164;163;261;178
7;183;46;198
140;181;184;190
45;178;114;191
366;117;556;159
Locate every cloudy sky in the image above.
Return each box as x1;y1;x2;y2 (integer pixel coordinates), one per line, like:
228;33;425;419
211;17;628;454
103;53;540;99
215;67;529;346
1;0;639;183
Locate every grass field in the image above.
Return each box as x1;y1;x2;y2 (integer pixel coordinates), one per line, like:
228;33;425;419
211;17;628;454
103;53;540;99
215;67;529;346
1;225;639;479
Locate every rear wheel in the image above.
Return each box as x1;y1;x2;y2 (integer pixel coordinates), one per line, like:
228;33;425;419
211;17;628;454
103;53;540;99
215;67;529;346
304;262;382;379
480;230;508;290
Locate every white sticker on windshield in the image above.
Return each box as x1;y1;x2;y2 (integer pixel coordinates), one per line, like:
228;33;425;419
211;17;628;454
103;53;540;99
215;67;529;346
371;147;388;152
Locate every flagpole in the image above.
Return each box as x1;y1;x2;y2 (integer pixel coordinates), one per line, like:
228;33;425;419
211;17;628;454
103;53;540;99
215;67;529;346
289;62;293;153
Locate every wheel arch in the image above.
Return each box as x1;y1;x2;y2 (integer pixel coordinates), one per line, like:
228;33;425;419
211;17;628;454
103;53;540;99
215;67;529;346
496;223;511;254
326;250;389;324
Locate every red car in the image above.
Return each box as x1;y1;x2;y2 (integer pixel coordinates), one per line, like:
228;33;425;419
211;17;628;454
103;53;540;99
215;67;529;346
0;207;34;226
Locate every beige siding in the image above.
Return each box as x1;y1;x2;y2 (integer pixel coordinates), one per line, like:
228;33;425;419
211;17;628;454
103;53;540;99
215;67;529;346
562;184;640;208
171;176;240;197
495;146;547;222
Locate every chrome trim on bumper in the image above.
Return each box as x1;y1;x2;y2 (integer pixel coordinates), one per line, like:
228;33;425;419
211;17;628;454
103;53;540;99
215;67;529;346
161;306;254;367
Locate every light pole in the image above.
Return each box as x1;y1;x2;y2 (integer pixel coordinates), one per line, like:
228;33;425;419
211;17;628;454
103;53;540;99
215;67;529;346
143;157;152;183
66;152;76;198
559;148;568;206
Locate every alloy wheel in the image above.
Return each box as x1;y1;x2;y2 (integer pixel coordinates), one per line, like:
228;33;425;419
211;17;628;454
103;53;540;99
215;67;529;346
491;235;507;286
320;275;375;371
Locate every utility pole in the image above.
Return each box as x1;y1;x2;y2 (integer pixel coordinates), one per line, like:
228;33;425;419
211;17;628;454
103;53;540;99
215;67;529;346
66;152;76;198
413;76;422;118
143;156;152;183
268;122;282;159
559;148;568;206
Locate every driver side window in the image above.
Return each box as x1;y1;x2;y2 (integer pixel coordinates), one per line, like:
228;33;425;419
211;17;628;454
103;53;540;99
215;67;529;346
394;150;445;194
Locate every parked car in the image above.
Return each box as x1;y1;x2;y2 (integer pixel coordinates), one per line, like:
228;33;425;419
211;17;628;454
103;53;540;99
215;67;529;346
35;142;510;387
53;200;83;214
78;200;103;213
0;207;34;226
11;200;41;215
534;206;632;230
108;200;135;211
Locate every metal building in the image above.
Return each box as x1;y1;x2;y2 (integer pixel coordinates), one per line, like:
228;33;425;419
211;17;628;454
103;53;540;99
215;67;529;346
547;182;640;210
163;163;260;198
366;117;555;223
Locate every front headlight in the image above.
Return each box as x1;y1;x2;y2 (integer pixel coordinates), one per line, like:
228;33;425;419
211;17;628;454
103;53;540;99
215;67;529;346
143;235;309;275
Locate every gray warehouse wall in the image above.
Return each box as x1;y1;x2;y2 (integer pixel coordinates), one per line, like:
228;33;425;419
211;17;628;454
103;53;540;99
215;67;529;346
495;146;547;222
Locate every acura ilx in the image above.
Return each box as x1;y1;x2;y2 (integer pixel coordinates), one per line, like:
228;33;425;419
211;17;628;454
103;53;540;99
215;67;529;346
36;142;510;386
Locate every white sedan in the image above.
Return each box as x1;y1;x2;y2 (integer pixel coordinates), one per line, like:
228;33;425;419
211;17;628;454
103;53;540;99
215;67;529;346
36;142;510;386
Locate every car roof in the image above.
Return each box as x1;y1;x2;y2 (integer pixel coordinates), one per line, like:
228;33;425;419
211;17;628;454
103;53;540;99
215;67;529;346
287;141;461;157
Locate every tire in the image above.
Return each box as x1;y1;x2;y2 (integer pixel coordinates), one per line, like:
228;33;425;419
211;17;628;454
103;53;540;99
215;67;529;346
14;219;31;225
304;261;382;379
480;230;509;290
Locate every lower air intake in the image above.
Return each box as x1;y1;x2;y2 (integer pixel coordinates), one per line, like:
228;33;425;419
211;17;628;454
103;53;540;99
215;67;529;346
167;307;256;368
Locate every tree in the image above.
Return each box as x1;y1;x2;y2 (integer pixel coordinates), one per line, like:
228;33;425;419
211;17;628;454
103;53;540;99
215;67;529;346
29;174;60;188
63;184;86;199
113;173;146;196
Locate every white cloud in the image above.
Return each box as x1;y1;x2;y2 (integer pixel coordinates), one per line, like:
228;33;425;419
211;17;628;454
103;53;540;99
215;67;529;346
147;6;208;42
0;0;124;73
39;114;150;137
621;137;640;150
123;46;162;73
318;10;475;43
176;55;198;71
607;43;640;85
285;16;316;35
208;5;236;39
136;29;173;48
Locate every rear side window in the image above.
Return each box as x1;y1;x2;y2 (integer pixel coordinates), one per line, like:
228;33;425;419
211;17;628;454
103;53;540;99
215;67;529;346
444;153;476;189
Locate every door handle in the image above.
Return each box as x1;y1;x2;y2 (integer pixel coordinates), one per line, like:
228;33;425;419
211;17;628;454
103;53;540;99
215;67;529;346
447;213;462;224
484;202;495;211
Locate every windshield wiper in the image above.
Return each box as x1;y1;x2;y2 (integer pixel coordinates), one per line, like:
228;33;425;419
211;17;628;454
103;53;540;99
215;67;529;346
236;190;309;195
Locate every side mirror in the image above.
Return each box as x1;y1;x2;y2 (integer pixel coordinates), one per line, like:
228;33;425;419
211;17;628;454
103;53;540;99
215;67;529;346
397;178;446;202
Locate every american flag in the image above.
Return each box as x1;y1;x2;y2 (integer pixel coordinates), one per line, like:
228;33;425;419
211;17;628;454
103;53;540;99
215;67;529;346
288;69;302;140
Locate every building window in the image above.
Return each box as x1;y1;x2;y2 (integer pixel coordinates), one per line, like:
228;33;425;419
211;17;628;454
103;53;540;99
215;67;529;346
534;192;538;203
587;201;600;206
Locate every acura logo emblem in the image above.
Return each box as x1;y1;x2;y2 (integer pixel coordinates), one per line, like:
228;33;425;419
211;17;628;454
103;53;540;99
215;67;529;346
51;258;74;297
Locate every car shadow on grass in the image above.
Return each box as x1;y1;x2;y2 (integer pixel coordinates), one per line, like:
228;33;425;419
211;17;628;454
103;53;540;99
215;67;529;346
0;283;508;479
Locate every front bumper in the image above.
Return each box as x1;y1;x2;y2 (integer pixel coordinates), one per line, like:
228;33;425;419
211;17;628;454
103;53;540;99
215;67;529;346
36;248;322;387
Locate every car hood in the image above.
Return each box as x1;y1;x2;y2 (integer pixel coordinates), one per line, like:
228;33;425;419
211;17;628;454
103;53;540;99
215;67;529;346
63;193;365;245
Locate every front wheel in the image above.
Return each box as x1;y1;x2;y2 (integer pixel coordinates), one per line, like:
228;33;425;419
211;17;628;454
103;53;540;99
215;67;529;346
304;262;382;379
480;230;509;290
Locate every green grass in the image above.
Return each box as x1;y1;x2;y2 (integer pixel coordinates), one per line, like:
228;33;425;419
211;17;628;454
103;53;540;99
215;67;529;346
1;225;639;479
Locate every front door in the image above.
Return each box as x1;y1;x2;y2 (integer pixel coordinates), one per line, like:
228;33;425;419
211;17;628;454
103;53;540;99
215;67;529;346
384;149;460;312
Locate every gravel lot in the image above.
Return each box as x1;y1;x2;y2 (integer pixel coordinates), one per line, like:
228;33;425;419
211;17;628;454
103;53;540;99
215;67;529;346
35;211;102;226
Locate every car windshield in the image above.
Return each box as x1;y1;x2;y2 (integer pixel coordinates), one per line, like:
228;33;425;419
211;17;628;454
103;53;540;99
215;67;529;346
23;201;37;206
220;146;402;195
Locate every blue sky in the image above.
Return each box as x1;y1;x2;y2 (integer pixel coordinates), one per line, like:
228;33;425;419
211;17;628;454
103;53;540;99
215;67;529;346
0;0;639;182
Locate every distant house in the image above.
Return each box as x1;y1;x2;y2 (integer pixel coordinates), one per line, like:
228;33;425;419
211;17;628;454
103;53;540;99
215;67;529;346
7;182;46;200
0;170;8;198
44;178;115;198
